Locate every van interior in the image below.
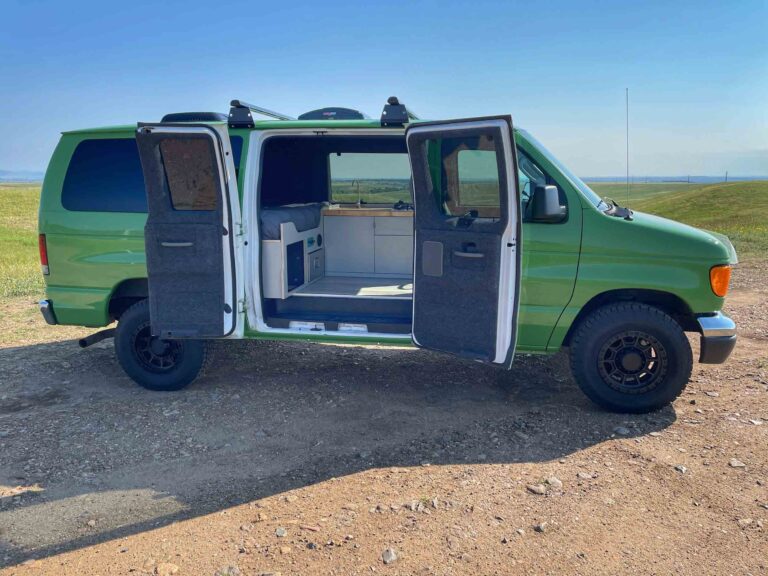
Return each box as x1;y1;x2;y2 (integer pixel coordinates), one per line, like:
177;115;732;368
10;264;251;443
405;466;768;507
258;135;415;335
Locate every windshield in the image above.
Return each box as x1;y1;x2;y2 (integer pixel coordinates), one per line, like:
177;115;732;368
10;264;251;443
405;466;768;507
518;129;603;207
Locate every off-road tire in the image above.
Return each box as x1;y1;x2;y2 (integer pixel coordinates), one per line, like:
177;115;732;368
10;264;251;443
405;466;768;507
569;302;692;413
115;299;207;391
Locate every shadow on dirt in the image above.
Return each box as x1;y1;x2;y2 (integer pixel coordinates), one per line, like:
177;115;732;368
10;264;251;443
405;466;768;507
0;337;676;566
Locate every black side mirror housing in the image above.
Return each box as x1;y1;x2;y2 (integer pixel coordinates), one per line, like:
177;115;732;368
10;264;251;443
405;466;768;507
531;185;567;223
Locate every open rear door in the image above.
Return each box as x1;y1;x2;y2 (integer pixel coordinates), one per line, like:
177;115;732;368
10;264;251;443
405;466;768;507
136;123;243;339
406;117;521;368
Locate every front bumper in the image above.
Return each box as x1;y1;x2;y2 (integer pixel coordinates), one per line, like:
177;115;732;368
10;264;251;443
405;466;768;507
697;312;736;364
39;299;58;325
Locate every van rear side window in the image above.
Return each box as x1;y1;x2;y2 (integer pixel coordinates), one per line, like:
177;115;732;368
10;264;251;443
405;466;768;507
61;136;244;213
62;139;147;212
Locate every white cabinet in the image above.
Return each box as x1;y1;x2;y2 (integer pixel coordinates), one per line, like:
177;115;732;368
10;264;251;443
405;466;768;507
323;213;413;277
324;216;375;274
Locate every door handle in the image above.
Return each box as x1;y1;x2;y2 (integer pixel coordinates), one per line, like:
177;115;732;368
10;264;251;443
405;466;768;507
160;241;193;248
453;250;484;258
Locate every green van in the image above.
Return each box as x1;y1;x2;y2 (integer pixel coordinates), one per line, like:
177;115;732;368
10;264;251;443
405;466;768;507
37;98;738;413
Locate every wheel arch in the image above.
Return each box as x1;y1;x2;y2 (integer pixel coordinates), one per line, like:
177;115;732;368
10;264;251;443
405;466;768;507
108;278;149;321
562;288;697;347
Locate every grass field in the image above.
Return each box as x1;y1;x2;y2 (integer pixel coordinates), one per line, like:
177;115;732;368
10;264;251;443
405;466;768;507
330;179;411;204
1;180;767;301
0;183;43;298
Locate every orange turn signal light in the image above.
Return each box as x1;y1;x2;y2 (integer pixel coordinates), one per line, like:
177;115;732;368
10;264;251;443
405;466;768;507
709;265;731;297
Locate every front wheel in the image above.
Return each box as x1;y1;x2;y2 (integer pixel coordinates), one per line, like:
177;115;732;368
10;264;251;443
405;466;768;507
115;299;207;391
569;302;692;413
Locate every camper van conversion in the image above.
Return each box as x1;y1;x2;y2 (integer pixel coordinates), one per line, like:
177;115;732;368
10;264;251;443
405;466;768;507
37;97;738;413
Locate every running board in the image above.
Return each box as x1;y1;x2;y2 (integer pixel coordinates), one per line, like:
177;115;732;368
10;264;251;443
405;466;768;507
267;317;410;335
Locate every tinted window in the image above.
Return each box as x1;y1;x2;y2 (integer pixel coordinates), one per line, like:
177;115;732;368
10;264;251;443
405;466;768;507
62;138;147;212
160;138;219;211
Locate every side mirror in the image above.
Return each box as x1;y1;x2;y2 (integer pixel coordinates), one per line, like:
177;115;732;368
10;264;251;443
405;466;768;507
531;185;567;223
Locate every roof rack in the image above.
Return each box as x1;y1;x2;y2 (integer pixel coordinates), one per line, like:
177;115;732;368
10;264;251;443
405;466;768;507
228;100;296;128
380;96;419;127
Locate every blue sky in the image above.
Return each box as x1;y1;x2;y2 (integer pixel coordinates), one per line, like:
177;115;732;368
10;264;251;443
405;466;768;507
1;0;766;176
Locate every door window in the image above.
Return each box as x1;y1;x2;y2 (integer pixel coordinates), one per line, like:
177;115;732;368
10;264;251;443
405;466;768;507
457;149;500;209
425;134;504;220
160;138;219;211
517;149;567;221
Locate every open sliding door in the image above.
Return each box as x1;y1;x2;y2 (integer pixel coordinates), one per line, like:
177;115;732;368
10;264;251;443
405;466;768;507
406;117;521;367
136;123;243;339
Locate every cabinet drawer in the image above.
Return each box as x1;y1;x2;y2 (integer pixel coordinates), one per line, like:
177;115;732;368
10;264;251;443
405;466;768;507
374;216;413;236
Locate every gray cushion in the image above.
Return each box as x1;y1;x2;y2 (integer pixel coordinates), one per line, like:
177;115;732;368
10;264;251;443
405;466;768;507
260;204;323;240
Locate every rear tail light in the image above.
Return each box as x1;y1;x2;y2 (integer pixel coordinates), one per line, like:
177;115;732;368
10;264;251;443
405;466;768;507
709;264;731;297
39;234;49;275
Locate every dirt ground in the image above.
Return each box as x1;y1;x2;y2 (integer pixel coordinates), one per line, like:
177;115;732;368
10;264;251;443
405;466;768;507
0;264;766;575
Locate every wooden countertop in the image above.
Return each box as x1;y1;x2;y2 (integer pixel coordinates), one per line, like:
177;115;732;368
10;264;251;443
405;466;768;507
322;207;414;217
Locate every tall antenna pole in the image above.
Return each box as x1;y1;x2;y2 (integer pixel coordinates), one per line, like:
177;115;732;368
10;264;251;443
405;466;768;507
625;88;630;204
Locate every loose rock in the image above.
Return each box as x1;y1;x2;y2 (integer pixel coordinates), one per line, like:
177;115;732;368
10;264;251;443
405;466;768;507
545;476;563;490
675;465;688;474
382;548;398;564
533;522;548;533
613;426;631;436
729;459;746;468
275;527;287;537
527;484;547;495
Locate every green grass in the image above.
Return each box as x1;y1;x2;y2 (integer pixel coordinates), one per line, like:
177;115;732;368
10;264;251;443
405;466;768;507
587;181;768;261
330;179;411;204
0;183;43;298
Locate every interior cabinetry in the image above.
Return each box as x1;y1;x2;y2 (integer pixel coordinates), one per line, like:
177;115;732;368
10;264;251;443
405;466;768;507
324;216;375;274
324;211;413;277
261;222;324;299
261;209;413;301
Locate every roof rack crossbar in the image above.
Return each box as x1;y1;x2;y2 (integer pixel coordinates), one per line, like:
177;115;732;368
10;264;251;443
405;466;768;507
229;100;296;127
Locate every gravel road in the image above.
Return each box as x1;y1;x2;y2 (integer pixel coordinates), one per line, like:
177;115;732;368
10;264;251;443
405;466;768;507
0;265;765;575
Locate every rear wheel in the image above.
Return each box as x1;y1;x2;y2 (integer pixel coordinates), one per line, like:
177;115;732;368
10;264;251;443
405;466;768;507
115;299;207;391
569;302;692;413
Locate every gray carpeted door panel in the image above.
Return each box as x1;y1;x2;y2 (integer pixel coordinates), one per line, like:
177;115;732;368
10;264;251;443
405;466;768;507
137;127;232;339
408;118;518;363
413;227;502;360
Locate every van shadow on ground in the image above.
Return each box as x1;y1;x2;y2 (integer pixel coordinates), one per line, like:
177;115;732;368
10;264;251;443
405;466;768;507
0;337;676;566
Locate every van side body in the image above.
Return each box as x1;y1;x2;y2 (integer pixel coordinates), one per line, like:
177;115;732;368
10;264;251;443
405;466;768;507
39;121;733;355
